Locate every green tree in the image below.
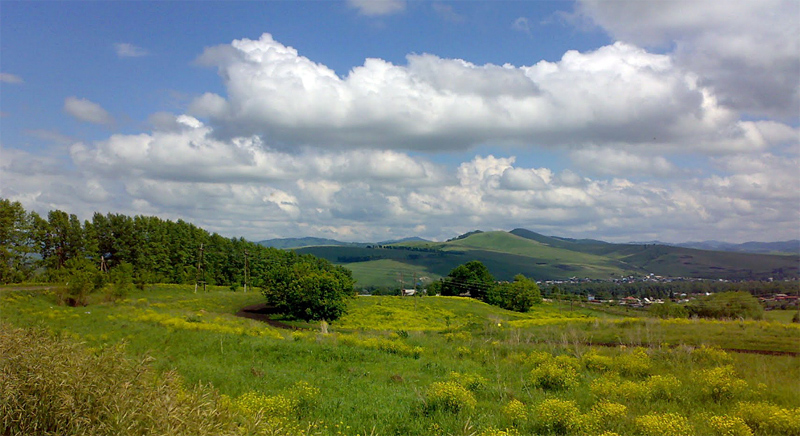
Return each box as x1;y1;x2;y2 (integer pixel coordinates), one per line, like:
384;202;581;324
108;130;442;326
441;260;494;300
649;299;688;319
262;256;355;321
486;274;542;312
0;200;39;283
687;291;764;320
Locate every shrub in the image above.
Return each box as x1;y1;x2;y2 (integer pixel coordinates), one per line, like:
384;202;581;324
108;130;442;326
531;398;583;435
687;291;764;320
635;412;693;436
708;415;753;436
584;402;628;434
646;374;682;401
529;359;580;390
424;381;476;414
590;376;649;402
613;347;652;378
485;274;542;312
693;365;747;401
582;349;614;372
502;399;527;425
735;401;800;436
691;345;734;366
448;371;488;392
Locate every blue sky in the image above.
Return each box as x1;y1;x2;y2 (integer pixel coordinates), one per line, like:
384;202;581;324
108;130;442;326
1;0;798;243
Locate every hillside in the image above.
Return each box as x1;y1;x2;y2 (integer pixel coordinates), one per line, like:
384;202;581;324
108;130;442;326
298;229;799;288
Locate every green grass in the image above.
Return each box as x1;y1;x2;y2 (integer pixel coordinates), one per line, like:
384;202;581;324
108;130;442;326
764;309;800;323
345;259;441;289
3;285;800;436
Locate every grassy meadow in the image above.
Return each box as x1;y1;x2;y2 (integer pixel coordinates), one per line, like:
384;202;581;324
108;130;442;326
2;285;800;436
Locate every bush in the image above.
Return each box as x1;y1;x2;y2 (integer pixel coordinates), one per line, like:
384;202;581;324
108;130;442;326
584;402;628;434
687;291;764;320
262;257;355;321
708;415;753;436
485;274;542;312
613;347;652;378
646;374;682;401
693;365;747;402
531;398;583;435
735;402;800;436
502;399;527;425
635;412;693;436
529;359;580;391
424;381;476;414
448;371;488;392
582;349;614;372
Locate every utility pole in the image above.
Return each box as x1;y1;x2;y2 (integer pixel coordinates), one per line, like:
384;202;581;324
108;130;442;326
243;250;249;293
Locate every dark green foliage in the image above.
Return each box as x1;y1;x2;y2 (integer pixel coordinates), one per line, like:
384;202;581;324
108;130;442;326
57;257;104;306
262;253;355;321
263;253;354;321
1;201;358;321
0;200;40;283
108;261;134;299
441;260;494;299
486;274;542;312
687;291;765;320
649;300;689;319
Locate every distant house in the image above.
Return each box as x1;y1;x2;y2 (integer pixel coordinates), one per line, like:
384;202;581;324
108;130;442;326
402;289;416;296
621;296;640;305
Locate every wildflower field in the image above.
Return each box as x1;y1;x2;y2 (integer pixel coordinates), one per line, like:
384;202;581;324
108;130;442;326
2;285;799;436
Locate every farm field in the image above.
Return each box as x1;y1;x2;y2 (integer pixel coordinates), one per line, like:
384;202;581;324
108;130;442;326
2;285;800;436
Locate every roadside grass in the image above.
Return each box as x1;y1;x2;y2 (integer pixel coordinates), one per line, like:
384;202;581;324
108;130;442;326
2;285;799;436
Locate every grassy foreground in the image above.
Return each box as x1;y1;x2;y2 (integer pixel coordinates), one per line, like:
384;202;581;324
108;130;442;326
2;285;799;436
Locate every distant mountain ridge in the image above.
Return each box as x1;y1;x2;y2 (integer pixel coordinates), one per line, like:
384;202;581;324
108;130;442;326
288;229;799;286
258;236;431;249
672;240;799;255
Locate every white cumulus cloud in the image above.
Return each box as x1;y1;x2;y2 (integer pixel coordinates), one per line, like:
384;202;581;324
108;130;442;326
189;34;788;154
576;0;800;118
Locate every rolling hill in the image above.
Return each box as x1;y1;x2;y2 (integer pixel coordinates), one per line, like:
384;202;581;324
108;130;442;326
295;229;800;288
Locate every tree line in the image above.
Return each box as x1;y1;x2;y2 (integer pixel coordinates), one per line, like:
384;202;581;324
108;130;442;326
0;199;354;319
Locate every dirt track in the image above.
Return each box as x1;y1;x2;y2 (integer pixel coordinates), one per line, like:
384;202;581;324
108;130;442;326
235;303;306;330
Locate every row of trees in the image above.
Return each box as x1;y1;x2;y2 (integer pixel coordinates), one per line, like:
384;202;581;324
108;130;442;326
428;260;542;312
0;199;354;320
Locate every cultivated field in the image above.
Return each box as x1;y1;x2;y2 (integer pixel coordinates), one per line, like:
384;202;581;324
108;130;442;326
2;285;799;436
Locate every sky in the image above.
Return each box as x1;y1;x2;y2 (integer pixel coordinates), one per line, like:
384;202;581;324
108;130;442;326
1;0;798;244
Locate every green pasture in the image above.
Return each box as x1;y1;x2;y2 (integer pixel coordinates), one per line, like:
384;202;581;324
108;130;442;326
2;285;800;436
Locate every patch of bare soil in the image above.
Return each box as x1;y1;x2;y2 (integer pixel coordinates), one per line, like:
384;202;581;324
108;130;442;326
235;303;306;330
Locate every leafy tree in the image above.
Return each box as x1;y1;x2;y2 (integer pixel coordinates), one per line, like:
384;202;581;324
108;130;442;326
441;260;494;300
262;255;355;321
687;291;764;320
649;299;688;319
0;200;39;283
486;274;542;312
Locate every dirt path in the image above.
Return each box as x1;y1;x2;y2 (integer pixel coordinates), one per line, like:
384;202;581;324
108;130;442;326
235;303;306;330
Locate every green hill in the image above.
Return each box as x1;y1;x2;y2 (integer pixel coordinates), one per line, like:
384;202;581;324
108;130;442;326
297;229;799;288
